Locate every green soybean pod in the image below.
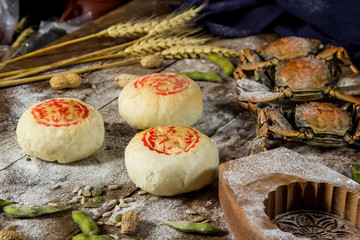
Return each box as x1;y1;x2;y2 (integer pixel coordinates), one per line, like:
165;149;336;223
114;213;123;224
3;204;70;218
203;53;234;75
179;71;222;82
72;233;114;240
72;211;99;235
352;161;360;184
0;199;16;208
91;187;104;197
82;202;101;208
162;221;221;235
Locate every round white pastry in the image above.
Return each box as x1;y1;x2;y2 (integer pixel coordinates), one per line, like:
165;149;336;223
16;98;105;163
125;125;219;196
118;73;203;130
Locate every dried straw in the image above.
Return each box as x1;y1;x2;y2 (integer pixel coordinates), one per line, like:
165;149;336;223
0;16;160;67
0;40;136;81
0;4;210;87
0;57;141;88
0;4;204;68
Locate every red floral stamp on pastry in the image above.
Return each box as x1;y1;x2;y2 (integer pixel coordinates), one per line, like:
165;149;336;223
134;73;190;95
142;126;200;155
31;99;89;127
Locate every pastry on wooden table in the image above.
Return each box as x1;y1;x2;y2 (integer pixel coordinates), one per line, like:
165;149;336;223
125;125;219;196
118;72;203;130
16;98;105;163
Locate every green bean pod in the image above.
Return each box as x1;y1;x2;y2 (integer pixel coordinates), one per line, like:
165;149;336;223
91;187;104;197
0;199;16;209
203;53;234;75
72;211;99;235
162;221;221;235
3;204;70;218
72;233;113;240
352;161;360;183
82;202;101;208
114;213;123;224
179;71;222;82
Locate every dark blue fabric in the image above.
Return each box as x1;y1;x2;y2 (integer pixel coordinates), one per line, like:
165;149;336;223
177;0;360;68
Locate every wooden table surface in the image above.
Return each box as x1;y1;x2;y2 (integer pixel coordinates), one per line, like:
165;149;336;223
1;0;360;239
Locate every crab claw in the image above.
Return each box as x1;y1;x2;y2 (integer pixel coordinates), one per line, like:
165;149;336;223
236;78;271;92
316;45;359;76
249;136;267;155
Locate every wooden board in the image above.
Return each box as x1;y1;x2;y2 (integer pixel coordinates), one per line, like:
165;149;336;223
218;147;360;240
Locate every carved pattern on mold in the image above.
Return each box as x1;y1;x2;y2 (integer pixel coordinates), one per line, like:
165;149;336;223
273;210;360;239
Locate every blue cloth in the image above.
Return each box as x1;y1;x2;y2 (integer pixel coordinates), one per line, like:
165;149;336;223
177;0;360;68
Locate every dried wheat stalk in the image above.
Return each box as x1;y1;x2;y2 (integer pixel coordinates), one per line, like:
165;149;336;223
0;5;204;68
0;57;141;88
0;44;240;88
47;33;211;64
0;32;210;81
0;40;136;81
159;45;239;59
0;4;210;87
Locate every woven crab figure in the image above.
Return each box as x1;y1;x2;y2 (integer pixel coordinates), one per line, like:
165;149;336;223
233;36;359;79
248;101;360;155
236;57;360;110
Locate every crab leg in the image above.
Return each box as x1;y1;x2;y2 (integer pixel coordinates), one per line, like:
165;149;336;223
316;45;359;75
248;103;298;154
268;126;306;139
236;78;285;109
236;78;271;92
237;91;284;104
347;104;360;143
234;58;279;80
337;85;360;96
325;87;360;104
235;48;264;79
249;105;268;155
239;48;263;66
236;91;284;111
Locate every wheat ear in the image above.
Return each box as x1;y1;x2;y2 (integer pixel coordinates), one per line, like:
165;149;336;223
51;33;212;64
159;45;239;59
147;4;206;36
104;17;163;38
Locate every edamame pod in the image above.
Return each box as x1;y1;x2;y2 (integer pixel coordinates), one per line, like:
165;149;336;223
91;188;104;197
72;211;99;235
162;221;221;234
72;233;113;240
114;213;123;224
203;53;234;75
3;204;70;218
179;72;222;82
0;199;16;208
